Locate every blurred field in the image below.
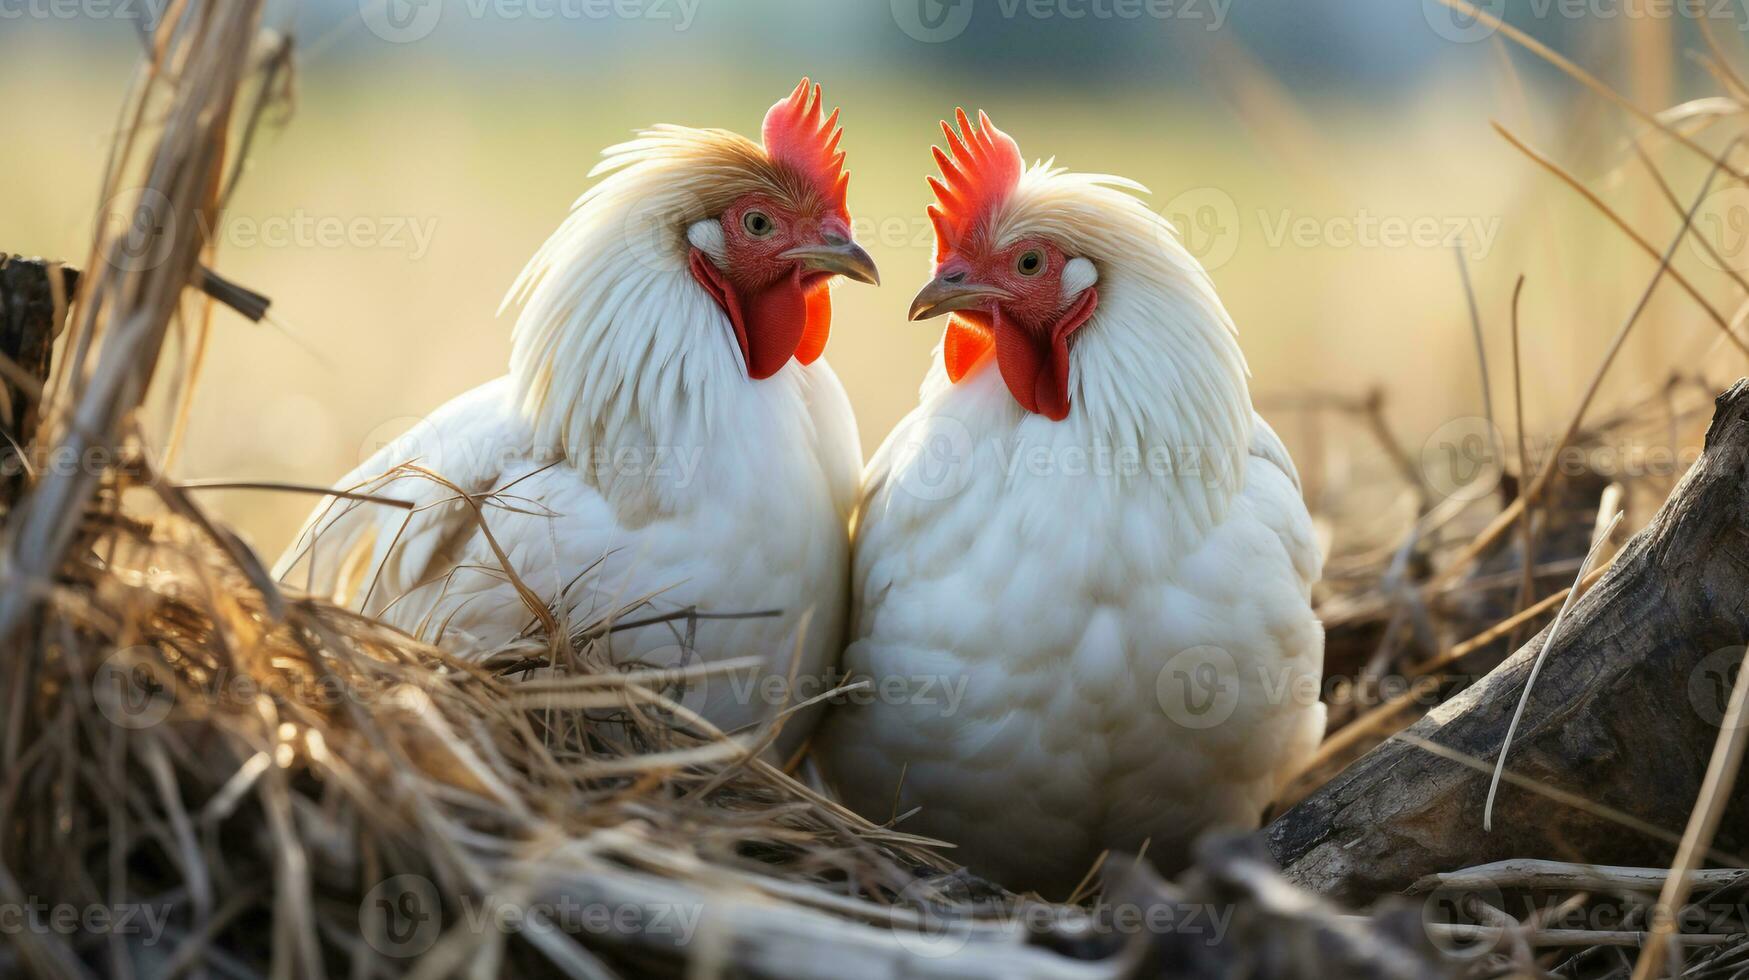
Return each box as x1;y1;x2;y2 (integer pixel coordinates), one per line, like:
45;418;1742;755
3;10;1740;556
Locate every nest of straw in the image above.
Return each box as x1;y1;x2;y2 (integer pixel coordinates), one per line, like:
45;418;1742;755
4;474;997;977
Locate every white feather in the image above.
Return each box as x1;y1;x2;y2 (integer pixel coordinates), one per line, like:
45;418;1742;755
277;127;861;759
1060;255;1097;300
687;218;726;264
818;164;1323;897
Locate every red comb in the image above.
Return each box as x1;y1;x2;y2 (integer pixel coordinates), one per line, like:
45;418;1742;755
762;78;849;218
927;109;1023;258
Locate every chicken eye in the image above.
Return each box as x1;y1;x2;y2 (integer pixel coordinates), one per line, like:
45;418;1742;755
1016;249;1045;277
742;210;777;238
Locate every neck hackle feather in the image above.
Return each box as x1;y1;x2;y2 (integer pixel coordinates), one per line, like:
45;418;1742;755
503;80;852;475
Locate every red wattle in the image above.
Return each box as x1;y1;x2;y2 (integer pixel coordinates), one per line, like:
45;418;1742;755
990;288;1098;422
689;250;826;380
795;284;831;365
944;313;995;382
742;269;810;379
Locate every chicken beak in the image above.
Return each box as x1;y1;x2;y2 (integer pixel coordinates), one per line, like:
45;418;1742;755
783;238;880;286
907;275;1013;321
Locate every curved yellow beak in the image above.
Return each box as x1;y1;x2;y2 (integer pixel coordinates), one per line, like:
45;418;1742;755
907;275;1013;321
782;238;880;286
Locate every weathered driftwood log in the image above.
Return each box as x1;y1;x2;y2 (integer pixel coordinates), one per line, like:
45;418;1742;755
1266;379;1749;906
0;255;76;505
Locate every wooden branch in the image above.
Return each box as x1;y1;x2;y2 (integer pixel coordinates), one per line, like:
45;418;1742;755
0;255;77;507
495;835;1444;979
1267;379;1749;906
0;1;264;647
1408;859;1748;896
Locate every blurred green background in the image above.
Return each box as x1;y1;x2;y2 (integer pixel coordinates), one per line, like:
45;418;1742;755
2;0;1742;554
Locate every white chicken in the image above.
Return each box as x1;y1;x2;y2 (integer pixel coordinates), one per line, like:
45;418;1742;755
275;81;876;757
816;110;1324;897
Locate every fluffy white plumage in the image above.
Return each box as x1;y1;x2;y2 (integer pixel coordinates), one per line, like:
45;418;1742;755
817;161;1324;897
274;124;862;757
